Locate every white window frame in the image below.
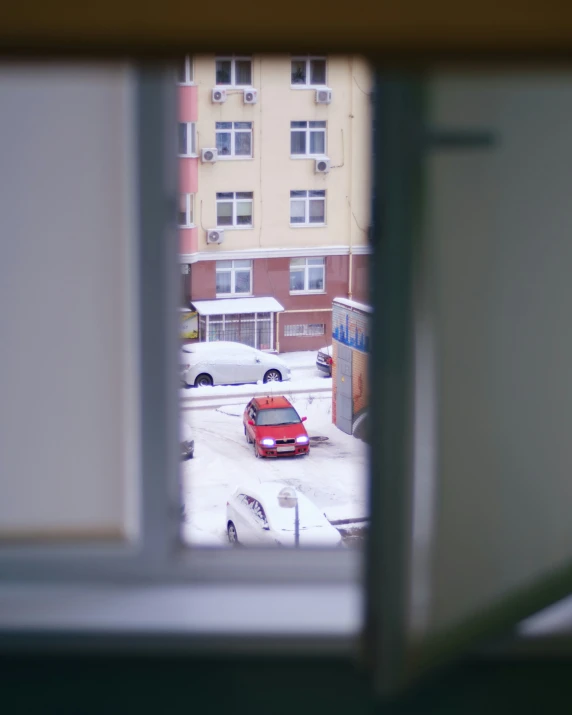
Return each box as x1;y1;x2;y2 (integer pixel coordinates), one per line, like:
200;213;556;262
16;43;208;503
178;122;197;157
216;191;253;229
215;259;253;296
290;121;327;158
178;193;194;227
177;55;194;85
289;257;326;294
215;121;253;159
289;190;326;226
215;55;253;87
290;55;327;88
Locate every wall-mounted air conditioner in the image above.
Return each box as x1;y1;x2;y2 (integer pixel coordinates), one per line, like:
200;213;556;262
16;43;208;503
201;148;218;163
206;229;225;245
315;158;330;174
212;88;227;103
315;88;333;104
243;88;258;104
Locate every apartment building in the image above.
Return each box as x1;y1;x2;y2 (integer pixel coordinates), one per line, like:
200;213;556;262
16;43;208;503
179;54;373;352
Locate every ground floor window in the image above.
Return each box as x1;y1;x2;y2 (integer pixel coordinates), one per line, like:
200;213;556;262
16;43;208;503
283;323;325;337
199;312;273;350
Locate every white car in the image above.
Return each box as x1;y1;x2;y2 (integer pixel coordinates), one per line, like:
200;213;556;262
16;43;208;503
226;483;343;548
180;341;291;388
316;344;333;376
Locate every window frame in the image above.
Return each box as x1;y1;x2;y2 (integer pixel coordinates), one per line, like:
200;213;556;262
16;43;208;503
215;55;253;87
215;259;253;296
178;121;197;157
178;192;195;227
216;191;254;229
289;189;326;226
177;55;194;85
215;121;253;159
289;257;326;294
290;121;327;158
290;55;328;88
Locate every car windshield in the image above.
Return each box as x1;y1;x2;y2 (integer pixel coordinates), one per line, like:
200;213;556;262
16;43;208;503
256;407;301;426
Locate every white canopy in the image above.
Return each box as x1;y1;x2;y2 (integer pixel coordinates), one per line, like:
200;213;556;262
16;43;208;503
191;296;285;316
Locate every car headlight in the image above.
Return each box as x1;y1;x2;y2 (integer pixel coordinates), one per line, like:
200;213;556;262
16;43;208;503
295;435;309;444
261;438;275;447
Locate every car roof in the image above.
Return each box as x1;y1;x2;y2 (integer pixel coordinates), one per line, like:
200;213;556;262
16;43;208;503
232;483;326;525
182;341;256;353
252;395;293;410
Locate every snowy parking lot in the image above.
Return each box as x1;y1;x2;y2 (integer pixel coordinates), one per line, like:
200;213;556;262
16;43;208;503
180;351;369;547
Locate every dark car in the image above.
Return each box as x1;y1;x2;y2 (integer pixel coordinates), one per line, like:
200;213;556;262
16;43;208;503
316;345;333;376
243;396;310;459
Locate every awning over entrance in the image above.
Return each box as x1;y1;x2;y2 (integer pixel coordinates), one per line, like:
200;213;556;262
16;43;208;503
191;296;285;316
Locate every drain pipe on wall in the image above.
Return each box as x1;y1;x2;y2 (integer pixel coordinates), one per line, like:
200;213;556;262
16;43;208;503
348;56;355;301
276;308;333;354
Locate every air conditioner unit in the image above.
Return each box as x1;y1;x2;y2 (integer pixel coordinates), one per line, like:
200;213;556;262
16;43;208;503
315;88;333;104
206;229;225;245
315;158;330;174
201;148;218;163
243;88;258;104
212;88;227;103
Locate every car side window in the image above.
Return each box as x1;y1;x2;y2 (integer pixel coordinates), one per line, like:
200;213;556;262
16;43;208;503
244;496;268;526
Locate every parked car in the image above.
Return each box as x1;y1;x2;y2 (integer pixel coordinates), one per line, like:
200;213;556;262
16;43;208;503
316;344;333;376
180;341;291;388
226;483;343;547
243;395;310;458
180;421;194;460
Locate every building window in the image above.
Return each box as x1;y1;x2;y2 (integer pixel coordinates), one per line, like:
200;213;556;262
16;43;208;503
178;193;194;227
284;323;326;337
290;190;326;225
291;56;327;86
216;260;253;296
215;56;252;86
216;122;253;158
200;312;273;350
290;121;326;156
178;122;196;156
216;192;253;228
177;56;194;85
290;257;325;293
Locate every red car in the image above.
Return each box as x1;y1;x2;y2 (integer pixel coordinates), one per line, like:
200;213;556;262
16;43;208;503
243;396;310;458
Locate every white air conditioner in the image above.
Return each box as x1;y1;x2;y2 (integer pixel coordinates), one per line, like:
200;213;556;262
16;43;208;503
315;88;333;104
315;158;330;174
201;148;218;163
243;88;258;104
206;229;225;245
212;88;227;103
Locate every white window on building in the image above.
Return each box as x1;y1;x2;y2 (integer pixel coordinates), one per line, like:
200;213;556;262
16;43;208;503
289;257;325;293
291;56;327;87
290;121;326;156
177;56;194;85
216;192;253;228
200;312;273;350
290;190;326;225
178;122;196;156
216;260;253;296
215;56;252;86
178;193;194;227
284;323;326;337
215;122;253;158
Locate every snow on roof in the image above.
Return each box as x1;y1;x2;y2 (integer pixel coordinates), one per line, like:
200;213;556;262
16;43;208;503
333;297;372;313
191;296;285;316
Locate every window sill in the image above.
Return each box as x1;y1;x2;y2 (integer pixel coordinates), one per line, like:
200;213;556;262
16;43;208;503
290;85;329;90
178;224;196;229
215;85;254;90
289;291;326;296
290;155;329;160
177;82;196;87
289;223;327;228
215;226;254;231
217;156;254;161
178;153;199;159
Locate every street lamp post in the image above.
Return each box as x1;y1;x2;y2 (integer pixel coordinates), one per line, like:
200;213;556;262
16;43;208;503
277;486;300;548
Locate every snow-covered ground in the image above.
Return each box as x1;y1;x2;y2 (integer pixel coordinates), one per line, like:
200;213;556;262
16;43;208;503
180;350;368;547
